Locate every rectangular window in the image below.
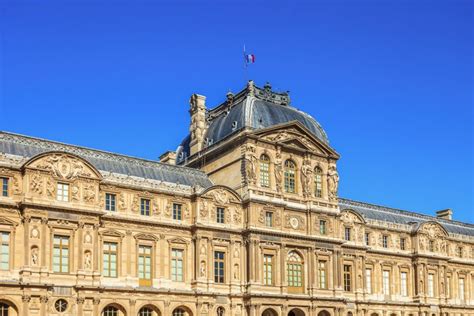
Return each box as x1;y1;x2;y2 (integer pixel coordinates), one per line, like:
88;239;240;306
171;248;184;281
260;159;270;188
365;233;370;246
319;220;326;235
173;203;182;220
105;193;116;211
382;235;388;248
1;178;8;197
315;172;322;198
401;272;408;296
216;207;225;224
400;238;406;250
319;260;327;289
56;183;69;202
214;251;225;283
265;212;273;227
428;273;434;297
344;227;351;241
263;254;273;285
343;265;351;291
0;232;10;270
138;245;152;286
53;235;69;273
140;198;150;216
459;278;465;301
382;270;390;295
365;268;372;294
103;242;117;277
446;276;451;298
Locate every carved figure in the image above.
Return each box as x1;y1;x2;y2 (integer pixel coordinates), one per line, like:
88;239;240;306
327;166;339;200
31;247;39;265
84;251;92;269
301;159;313;198
200;260;206;277
274;150;283;192
244;154;257;185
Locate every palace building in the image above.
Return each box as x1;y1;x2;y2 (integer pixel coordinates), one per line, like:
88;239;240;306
0;81;472;316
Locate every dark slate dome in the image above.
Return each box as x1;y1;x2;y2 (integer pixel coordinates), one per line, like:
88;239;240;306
176;81;329;164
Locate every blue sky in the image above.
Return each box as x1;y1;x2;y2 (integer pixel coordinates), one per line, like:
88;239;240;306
1;0;472;223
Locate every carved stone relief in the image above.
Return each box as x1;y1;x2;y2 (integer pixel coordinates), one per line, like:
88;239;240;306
31;153;95;180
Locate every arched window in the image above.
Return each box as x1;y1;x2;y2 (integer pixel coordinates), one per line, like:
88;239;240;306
314;167;323;198
217;307;225;316
0;303;9;316
139;307;153;316
173;308;185;316
287;251;303;292
102;306;118;316
259;155;270;188
284;160;296;193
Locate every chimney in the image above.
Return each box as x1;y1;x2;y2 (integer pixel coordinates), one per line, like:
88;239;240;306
436;209;453;220
189;94;207;156
159;151;177;165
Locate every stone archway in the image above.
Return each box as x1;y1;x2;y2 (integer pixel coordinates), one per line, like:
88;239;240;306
288;308;305;316
262;308;278;316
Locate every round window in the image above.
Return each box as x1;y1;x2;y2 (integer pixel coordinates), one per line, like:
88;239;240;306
55;299;68;313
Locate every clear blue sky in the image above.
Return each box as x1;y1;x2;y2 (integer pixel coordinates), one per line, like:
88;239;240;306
1;0;472;223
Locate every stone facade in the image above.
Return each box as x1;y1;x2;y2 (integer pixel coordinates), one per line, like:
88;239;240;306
0;82;472;316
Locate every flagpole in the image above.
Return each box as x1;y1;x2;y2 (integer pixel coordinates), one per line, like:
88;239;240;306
243;44;248;84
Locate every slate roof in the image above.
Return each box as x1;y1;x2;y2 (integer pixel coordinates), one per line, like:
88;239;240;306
176;81;329;164
0;131;213;189
339;198;474;237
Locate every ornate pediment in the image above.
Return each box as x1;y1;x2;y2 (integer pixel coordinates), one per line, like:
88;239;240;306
24;152;101;180
418;221;448;238
200;185;241;205
339;210;365;224
254;122;339;158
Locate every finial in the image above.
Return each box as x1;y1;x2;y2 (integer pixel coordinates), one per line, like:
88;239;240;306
226;91;234;104
264;82;272;91
247;80;255;96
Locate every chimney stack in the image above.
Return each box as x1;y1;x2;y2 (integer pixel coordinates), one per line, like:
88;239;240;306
189;94;207;156
436;209;453;220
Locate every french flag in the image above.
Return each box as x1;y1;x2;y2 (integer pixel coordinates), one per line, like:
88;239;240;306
245;54;256;64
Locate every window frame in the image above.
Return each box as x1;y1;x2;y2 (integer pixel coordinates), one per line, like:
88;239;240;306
214;251;225;284
216;207;225;224
171;248;184;282
343;264;352;292
53;235;70;273
319;220;327;235
102;241;118;278
344;227;351;241
314;167;323;198
105;193;116;212
400;271;408;296
382;270;390;295
265;211;273;228
56;182;69;202
284;160;296;193
259;154;270;188
1;178;8;197
140;198;151;216
365;268;372;294
263;254;274;286
0;231;10;271
318;260;327;289
138;244;153;286
173;203;182;221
